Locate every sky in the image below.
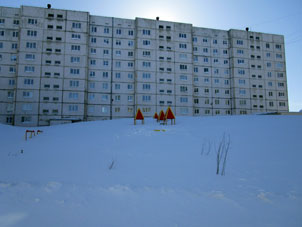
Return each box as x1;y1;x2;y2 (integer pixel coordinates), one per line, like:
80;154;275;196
1;0;302;111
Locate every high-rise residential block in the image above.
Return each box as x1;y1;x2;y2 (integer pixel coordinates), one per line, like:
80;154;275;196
0;5;289;126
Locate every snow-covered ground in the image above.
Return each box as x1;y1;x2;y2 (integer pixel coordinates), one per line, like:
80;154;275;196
0;115;301;227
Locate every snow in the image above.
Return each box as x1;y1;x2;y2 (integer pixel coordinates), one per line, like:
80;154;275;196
0;115;302;227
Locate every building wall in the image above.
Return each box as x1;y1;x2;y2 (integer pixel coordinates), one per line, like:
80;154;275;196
0;5;288;126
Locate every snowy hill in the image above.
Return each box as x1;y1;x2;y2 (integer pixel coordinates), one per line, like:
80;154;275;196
0;115;302;227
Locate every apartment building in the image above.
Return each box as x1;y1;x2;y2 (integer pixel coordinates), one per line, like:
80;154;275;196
0;5;289;126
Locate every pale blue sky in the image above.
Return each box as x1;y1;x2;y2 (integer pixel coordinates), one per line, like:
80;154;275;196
2;0;302;111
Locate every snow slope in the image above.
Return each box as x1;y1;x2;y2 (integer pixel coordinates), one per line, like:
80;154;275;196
0;115;301;227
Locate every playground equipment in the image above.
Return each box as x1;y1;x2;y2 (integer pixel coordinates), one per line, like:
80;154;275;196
134;108;144;125
25;130;35;140
153;112;159;122
165;107;176;125
25;129;43;140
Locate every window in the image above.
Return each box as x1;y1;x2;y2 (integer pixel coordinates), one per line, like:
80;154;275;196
238;59;244;64
104;27;109;33
115;72;121;79
237;40;243;45
25;66;35;72
69;80;79;87
11;55;17;62
72;33;81;39
91;26;97;33
237;49;244;54
239;89;246;95
7;91;14;99
116;29;122;35
180;86;188;92
115;61;121;68
103;60;109;66
88;94;95;100
239;79;245;85
22;104;32;111
180;97;188;103
69;92;79;100
9;79;15;86
238;69;245;75
102;107;108;113
103;49;109;55
91;37;96;43
27;30;37;36
104;39;109;44
69;105;78;112
275;44;282;50
21;116;32;123
70;68;80;74
180;64;187;70
13;20;19;25
102;95;108;101
9;67;16;73
90;59;96;65
179;43;187;49
143;73;151;79
204;68;209;73
128;30;134;36
89;71;95;77
143;40;150;45
115;84;120;90
128;51;134;57
143;62;151;67
128;73;133;79
71;45;80;51
276;62;283;69
276;53;282;59
143;29;151;35
87;82;94;89
128;84;133;90
179;33;187;38
103;72;109;78
115;40;121;46
0;19;5;24
12;43;18;49
180;108;189;114
72;22;81;29
12;31;19;37
180;75;187;81
128;40;134;46
203;48;208;53
142;95;151;102
143;84;151;90
71;57;80;63
143;51;151;57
